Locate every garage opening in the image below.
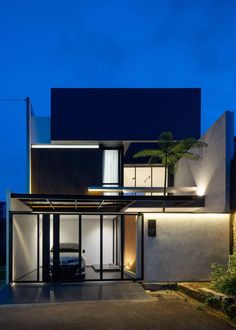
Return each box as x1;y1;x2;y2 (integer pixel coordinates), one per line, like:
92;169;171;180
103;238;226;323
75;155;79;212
11;213;143;283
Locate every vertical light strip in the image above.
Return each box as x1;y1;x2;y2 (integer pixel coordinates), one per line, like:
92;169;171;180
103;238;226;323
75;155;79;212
103;150;119;184
103;150;119;196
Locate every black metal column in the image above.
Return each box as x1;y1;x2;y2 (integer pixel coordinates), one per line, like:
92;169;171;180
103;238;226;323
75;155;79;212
141;213;144;280
37;215;40;282
42;214;50;282
116;217;118;265
100;215;103;280
119;147;124;196
112;218;115;264
79;215;82;279
53;214;60;281
8;212;13;283
120;215;124;280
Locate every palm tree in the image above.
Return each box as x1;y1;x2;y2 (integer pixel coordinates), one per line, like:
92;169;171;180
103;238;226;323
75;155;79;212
133;131;207;212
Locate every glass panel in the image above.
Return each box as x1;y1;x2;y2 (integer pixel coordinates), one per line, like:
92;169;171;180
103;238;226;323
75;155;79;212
152;167;166;196
152;167;165;187
102;215;121;279
103;150;119;184
136;167;151;195
58;215;81;282
12;214;38;281
103;149;119;196
82;215;100;280
124;167;135;187
124;215;137;279
39;215;43;281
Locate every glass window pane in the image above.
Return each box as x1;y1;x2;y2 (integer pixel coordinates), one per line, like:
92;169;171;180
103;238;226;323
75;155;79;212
82;215;100;280
136;168;151;187
124;215;137;279
58;215;80;282
103;150;119;184
152;167;166;187
124;167;135;187
102;215;122;279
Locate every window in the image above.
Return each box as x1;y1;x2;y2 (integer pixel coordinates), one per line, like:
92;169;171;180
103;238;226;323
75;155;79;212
103;149;119;195
124;166;166;195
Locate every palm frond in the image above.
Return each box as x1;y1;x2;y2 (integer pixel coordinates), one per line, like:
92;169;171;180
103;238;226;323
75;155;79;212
171;138;207;154
148;156;162;164
159;131;173;141
190;140;208;149
158;131;176;151
133;149;165;159
182;152;201;161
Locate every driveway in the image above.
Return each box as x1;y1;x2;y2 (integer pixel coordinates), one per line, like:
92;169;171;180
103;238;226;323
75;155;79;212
0;290;234;330
0;282;151;304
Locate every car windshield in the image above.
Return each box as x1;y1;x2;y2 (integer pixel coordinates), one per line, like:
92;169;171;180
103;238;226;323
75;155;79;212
51;243;79;253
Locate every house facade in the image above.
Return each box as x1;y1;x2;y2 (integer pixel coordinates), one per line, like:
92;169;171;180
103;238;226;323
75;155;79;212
6;88;235;284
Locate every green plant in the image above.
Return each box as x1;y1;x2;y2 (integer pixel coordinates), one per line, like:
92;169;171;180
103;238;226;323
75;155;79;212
210;263;236;295
133;131;207;211
196;302;207;311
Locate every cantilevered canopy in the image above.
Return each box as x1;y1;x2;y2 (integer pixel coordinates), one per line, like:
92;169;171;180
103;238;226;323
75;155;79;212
11;193;204;213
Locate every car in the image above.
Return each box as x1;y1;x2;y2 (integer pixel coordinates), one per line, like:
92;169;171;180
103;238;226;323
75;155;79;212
50;243;86;281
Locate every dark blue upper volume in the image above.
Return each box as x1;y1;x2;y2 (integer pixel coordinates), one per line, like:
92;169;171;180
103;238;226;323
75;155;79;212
51;88;201;141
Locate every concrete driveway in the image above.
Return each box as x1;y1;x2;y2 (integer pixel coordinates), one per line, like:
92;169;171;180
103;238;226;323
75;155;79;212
0;291;234;330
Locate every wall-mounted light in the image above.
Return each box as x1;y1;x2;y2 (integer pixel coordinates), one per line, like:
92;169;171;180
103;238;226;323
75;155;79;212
197;186;205;196
31;144;99;149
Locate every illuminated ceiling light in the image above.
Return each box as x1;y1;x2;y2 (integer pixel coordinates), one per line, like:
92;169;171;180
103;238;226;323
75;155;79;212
31;144;99;149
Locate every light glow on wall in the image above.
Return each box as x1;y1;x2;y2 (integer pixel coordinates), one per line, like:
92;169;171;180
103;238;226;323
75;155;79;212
31;144;99;149
144;213;230;221
197;186;206;196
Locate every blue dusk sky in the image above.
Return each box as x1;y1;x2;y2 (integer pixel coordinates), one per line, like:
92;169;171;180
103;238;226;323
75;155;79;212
0;0;236;199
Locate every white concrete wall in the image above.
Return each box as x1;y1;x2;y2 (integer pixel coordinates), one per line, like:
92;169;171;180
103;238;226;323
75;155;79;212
174;111;234;212
13;214;38;281
144;213;230;282
82;217;113;266
31;116;50;144
56;215;114;266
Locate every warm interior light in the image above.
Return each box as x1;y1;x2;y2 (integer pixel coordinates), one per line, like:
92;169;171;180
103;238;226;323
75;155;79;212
31;144;99;149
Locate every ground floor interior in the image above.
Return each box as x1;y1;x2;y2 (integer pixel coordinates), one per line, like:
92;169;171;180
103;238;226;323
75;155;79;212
10;213;143;283
8;194;232;283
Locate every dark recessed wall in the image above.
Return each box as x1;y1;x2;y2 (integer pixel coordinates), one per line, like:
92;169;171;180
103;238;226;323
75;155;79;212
31;149;102;195
51;88;201;141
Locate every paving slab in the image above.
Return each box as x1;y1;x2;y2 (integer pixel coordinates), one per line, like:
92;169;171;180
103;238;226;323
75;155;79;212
0;282;152;305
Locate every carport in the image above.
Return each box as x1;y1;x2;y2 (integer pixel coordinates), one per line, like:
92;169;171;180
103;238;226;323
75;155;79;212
8;194;145;284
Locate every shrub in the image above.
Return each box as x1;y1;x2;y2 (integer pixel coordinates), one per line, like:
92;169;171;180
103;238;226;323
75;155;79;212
210;263;236;295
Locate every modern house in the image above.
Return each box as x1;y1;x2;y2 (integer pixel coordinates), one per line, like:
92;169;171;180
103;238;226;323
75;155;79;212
6;88;236;284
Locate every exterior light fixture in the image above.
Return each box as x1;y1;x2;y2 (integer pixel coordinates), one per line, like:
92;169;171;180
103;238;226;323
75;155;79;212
31;144;99;149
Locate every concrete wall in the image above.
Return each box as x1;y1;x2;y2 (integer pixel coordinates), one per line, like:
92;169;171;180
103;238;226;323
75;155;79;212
31;116;50;144
51;215;114;266
174;111;234;212
12;214;38;281
144;213;230;282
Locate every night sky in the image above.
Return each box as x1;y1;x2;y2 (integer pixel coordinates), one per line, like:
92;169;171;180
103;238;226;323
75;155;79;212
0;0;236;199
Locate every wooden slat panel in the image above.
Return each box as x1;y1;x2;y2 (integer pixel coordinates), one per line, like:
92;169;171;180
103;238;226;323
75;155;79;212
31;149;102;195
